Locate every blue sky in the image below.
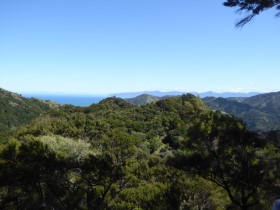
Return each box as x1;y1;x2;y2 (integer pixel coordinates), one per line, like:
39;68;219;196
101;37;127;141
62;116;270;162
0;0;279;94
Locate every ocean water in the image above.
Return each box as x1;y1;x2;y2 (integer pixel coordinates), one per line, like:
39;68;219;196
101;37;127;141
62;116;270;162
22;94;106;106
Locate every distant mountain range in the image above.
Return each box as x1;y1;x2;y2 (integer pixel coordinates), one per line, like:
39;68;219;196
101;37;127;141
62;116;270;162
1;87;280;132
124;91;280;132
113;91;260;99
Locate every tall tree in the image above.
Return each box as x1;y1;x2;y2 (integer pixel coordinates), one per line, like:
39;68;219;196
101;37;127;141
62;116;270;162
169;111;274;209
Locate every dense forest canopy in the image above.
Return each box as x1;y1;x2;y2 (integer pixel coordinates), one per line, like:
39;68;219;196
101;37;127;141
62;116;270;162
125;91;280;132
0;94;279;209
0;88;58;141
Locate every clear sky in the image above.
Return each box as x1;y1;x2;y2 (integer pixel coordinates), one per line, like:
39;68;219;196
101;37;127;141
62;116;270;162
0;0;279;94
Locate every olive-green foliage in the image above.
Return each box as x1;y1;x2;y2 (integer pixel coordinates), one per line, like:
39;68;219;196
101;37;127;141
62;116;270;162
169;111;279;209
125;94;161;106
0;88;58;142
0;94;277;209
38;135;95;160
0;140;121;209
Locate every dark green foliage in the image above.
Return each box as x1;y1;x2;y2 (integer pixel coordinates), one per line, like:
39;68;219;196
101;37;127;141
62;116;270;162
99;97;133;109
0;94;278;209
125;94;161;106
169;111;278;209
0;140;124;209
264;130;280;144
0;88;58;142
223;0;280;27
128;92;280;132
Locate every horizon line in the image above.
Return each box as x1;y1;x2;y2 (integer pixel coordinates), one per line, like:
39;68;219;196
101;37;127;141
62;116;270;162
17;90;269;96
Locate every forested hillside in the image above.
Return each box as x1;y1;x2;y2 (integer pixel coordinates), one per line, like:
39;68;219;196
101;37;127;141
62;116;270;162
125;92;280;132
125;94;161;106
1;94;279;209
203;91;280;131
0;88;59;140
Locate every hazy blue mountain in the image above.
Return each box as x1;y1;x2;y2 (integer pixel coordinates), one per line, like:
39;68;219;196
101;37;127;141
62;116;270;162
112;91;183;98
113;91;260;99
197;91;260;98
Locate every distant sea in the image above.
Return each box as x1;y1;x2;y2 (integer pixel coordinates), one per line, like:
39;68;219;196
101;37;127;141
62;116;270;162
22;94;106;106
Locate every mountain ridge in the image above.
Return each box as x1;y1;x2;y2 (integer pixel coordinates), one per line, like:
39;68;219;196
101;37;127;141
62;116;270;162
112;91;260;99
124;91;280;131
1;87;280;132
203;91;280;131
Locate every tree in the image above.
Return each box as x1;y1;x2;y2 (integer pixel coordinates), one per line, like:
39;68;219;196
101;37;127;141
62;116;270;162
223;0;280;27
0;139;124;210
169;111;274;209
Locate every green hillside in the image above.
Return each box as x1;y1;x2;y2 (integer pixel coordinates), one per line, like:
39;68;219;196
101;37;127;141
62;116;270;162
124;92;280;132
243;91;280;117
203;97;252;115
124;94;161;106
203;92;280;131
0;88;59;140
0;94;278;209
